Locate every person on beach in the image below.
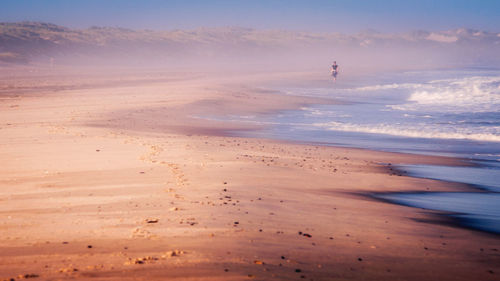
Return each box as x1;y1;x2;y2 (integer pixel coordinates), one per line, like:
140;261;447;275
331;61;339;81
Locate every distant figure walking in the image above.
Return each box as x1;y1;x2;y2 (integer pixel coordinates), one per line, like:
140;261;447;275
331;61;339;81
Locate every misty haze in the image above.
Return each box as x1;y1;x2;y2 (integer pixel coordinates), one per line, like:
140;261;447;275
1;1;499;281
2;22;500;72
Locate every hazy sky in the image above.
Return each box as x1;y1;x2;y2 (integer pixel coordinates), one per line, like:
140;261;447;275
1;0;499;33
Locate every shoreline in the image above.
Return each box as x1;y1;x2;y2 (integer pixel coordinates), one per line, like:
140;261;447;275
0;69;498;280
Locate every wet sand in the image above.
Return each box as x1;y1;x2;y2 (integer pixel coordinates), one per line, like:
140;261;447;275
0;69;498;280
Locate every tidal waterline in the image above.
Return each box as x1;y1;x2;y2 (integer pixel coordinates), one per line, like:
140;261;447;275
202;68;500;233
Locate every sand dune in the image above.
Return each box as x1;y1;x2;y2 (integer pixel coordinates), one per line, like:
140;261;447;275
2;22;500;70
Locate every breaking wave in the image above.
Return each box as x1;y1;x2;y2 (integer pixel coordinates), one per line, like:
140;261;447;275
314;121;500;142
389;76;500;113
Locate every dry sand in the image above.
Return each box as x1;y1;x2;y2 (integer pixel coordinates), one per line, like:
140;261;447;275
0;69;498;281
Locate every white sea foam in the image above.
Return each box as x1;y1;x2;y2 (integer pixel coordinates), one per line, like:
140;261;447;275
314;121;500;142
303;107;351;118
276;72;500;144
389;76;500;113
353;83;418;91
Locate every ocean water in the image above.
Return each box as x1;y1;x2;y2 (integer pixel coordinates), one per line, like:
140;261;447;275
262;69;500;158
210;68;500;234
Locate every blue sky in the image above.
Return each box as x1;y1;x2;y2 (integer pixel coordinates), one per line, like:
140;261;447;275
1;0;499;32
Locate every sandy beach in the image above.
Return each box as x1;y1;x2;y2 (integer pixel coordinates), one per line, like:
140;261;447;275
0;69;499;281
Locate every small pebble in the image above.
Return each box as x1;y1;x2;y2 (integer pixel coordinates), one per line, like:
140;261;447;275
19;274;39;279
145;218;159;223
